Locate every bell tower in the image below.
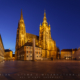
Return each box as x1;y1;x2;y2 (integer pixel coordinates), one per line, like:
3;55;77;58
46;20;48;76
39;11;51;58
15;9;26;60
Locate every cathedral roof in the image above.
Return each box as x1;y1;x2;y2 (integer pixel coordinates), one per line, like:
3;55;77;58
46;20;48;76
24;42;39;47
5;49;12;52
61;49;77;51
26;33;39;40
24;42;33;46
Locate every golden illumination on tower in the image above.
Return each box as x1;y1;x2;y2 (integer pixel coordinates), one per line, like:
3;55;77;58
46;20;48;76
15;9;26;60
39;10;58;59
15;9;59;60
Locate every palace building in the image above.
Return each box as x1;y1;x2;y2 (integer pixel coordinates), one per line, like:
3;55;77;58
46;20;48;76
0;34;5;62
15;10;59;60
4;49;13;60
61;48;77;60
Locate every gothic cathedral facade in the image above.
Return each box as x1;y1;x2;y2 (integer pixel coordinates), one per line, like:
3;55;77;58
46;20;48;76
15;10;59;60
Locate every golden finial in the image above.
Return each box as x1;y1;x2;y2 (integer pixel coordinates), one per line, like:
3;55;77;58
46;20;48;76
44;9;46;17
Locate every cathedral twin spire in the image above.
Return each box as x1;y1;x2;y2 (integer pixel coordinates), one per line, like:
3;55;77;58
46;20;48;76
20;9;24;23
20;9;50;27
43;10;47;22
39;10;50;27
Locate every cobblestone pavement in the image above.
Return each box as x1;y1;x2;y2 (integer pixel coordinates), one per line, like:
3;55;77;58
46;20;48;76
0;60;80;80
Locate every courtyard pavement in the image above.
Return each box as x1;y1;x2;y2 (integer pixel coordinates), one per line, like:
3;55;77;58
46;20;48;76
0;60;80;80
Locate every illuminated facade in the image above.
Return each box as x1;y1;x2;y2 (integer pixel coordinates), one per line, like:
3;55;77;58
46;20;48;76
4;49;13;60
61;49;77;59
0;35;4;62
18;42;42;60
15;10;59;60
39;12;58;59
72;48;80;60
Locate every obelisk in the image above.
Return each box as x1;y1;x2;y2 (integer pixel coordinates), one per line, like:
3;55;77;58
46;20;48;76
33;38;35;61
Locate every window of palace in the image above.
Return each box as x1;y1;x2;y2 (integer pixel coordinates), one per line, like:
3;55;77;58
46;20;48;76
37;56;38;57
27;56;28;57
27;51;28;53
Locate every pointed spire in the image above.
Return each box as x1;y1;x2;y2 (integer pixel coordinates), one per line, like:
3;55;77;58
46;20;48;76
19;9;24;23
20;9;23;20
43;10;47;22
42;10;48;26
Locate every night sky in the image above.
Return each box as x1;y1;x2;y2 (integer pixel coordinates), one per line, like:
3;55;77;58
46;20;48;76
0;0;80;53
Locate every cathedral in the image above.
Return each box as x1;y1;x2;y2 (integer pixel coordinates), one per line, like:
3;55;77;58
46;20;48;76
15;10;59;60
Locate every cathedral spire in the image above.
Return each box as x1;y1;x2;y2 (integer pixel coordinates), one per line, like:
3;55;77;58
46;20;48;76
20;9;24;23
42;10;48;26
20;9;23;20
43;10;47;22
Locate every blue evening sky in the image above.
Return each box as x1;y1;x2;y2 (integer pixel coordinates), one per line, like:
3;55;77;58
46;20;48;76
0;0;80;53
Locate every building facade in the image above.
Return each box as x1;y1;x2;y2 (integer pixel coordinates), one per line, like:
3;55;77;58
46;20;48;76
72;48;80;60
4;49;13;60
15;10;59;60
18;42;42;60
61;49;77;60
0;35;4;62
